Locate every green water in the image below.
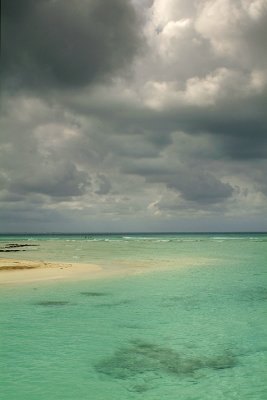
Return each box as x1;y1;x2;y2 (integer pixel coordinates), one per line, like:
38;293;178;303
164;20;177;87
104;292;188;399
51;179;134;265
0;233;267;399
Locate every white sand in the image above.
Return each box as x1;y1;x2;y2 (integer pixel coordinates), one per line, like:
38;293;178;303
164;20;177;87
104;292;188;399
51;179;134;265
0;258;104;285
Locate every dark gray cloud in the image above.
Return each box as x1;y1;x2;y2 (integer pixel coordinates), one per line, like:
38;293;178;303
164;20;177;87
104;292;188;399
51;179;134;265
176;102;267;160
0;0;267;232
9;161;90;198
1;0;143;90
165;170;233;204
122;157;234;205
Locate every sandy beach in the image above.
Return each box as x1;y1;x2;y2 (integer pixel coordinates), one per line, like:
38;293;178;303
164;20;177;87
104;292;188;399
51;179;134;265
0;258;103;285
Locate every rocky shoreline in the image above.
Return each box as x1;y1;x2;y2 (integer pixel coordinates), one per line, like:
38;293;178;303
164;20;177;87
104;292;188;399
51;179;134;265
0;243;39;253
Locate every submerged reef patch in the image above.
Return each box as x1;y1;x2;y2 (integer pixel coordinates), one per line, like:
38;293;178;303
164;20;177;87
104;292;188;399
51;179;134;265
241;286;267;302
34;301;70;307
120;323;144;330
95;340;237;382
80;292;109;297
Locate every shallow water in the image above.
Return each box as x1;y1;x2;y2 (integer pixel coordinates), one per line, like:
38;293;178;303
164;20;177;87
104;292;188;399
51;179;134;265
0;233;267;399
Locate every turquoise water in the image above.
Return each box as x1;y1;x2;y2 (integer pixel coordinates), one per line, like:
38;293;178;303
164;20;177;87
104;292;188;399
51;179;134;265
0;233;267;399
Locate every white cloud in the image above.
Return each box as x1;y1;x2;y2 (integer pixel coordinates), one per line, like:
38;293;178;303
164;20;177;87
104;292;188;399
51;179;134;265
195;0;267;65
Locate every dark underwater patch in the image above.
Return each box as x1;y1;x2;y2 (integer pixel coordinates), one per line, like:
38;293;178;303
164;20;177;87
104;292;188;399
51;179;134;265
34;301;70;307
80;292;109;297
95;340;237;382
120;323;144;330
240;286;267;302
127;381;157;393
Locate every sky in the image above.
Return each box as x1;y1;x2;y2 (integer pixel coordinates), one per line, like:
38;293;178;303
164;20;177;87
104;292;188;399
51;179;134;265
1;0;267;233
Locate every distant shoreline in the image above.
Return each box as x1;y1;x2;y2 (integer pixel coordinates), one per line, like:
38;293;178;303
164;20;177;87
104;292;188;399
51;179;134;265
0;231;266;236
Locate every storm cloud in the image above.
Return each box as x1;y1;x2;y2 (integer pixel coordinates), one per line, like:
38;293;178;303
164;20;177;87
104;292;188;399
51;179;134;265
0;0;267;232
1;0;143;89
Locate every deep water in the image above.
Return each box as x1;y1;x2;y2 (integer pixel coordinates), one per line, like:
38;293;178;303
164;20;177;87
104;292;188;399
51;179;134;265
0;233;267;399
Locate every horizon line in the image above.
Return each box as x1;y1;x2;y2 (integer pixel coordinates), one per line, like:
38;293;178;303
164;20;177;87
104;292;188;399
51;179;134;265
0;231;266;235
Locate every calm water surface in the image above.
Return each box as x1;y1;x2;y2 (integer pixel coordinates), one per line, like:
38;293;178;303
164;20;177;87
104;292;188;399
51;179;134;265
0;233;266;399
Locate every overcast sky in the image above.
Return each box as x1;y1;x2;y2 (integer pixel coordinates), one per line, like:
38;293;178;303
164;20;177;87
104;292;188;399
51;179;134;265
1;0;267;233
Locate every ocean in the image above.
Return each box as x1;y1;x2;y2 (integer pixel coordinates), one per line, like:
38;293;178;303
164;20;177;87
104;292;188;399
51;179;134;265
0;233;266;399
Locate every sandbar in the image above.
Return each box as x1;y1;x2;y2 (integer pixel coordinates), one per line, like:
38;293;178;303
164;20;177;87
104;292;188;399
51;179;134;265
0;256;214;285
0;258;104;285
